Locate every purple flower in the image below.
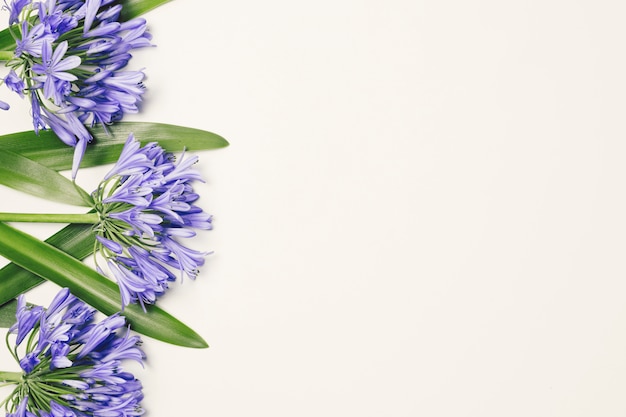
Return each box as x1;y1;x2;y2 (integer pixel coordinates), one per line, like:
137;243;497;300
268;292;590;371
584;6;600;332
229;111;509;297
92;134;213;309
8;296;43;345
4;70;24;96
0;0;152;178
31;40;81;104
13;20;54;58
5;0;30;24
2;288;144;417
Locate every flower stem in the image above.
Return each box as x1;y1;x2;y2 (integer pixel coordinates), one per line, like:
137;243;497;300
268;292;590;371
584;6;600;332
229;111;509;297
0;371;21;383
0;212;99;224
0;51;13;61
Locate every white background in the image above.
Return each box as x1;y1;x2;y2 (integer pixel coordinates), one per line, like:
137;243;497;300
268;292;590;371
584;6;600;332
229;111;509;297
2;0;626;416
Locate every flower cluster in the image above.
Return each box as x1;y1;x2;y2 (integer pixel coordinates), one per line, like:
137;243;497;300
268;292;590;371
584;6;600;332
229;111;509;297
0;0;152;177
1;288;144;416
92;133;213;310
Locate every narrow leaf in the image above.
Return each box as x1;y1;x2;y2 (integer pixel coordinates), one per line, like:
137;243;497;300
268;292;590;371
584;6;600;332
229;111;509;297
0;222;208;348
0;122;229;171
0;149;92;206
120;0;173;20
0;27;14;51
0;299;17;328
0;223;94;307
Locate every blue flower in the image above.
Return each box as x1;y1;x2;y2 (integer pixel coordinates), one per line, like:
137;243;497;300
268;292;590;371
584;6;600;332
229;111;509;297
92;134;213;310
31;40;81;104
4;70;24;96
13;20;54;58
0;0;152;178
2;288;144;417
4;0;30;25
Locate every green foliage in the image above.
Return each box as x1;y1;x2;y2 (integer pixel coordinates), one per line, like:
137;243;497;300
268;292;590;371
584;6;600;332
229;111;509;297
0;149;92;206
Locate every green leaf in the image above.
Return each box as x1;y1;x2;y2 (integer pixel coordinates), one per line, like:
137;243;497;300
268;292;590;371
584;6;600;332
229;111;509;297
0;25;15;51
0;222;208;348
0;149;92;206
0;299;17;328
120;0;173;20
0;122;229;172
0;223;95;307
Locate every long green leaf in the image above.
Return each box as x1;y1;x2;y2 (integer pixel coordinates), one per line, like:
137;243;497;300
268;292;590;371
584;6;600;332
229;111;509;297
0;223;94;307
0;149;91;206
0;122;229;171
120;0;173;20
0;222;208;348
0;26;14;51
0;299;17;328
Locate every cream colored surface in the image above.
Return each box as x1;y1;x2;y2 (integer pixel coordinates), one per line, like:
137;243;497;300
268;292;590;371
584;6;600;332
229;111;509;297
2;1;626;416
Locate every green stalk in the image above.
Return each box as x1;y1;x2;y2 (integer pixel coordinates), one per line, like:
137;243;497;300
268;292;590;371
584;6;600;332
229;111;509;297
0;213;99;224
0;371;21;383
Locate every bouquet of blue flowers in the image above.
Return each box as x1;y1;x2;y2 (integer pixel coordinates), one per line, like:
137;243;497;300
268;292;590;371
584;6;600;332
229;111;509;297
0;0;227;415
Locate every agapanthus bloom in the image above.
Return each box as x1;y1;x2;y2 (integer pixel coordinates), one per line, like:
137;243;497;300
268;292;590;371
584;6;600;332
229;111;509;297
0;288;145;416
0;0;152;178
92;133;213;310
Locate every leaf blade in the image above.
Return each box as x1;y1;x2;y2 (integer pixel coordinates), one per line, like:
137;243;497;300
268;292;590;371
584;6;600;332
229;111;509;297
0;26;14;51
120;0;173;20
0;122;229;171
0;299;17;328
0;149;92;206
0;222;208;348
0;223;95;307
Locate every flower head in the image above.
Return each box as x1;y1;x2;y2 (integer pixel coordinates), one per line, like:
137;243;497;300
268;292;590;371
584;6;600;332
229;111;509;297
91;134;213;310
2;288;144;417
0;0;152;178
